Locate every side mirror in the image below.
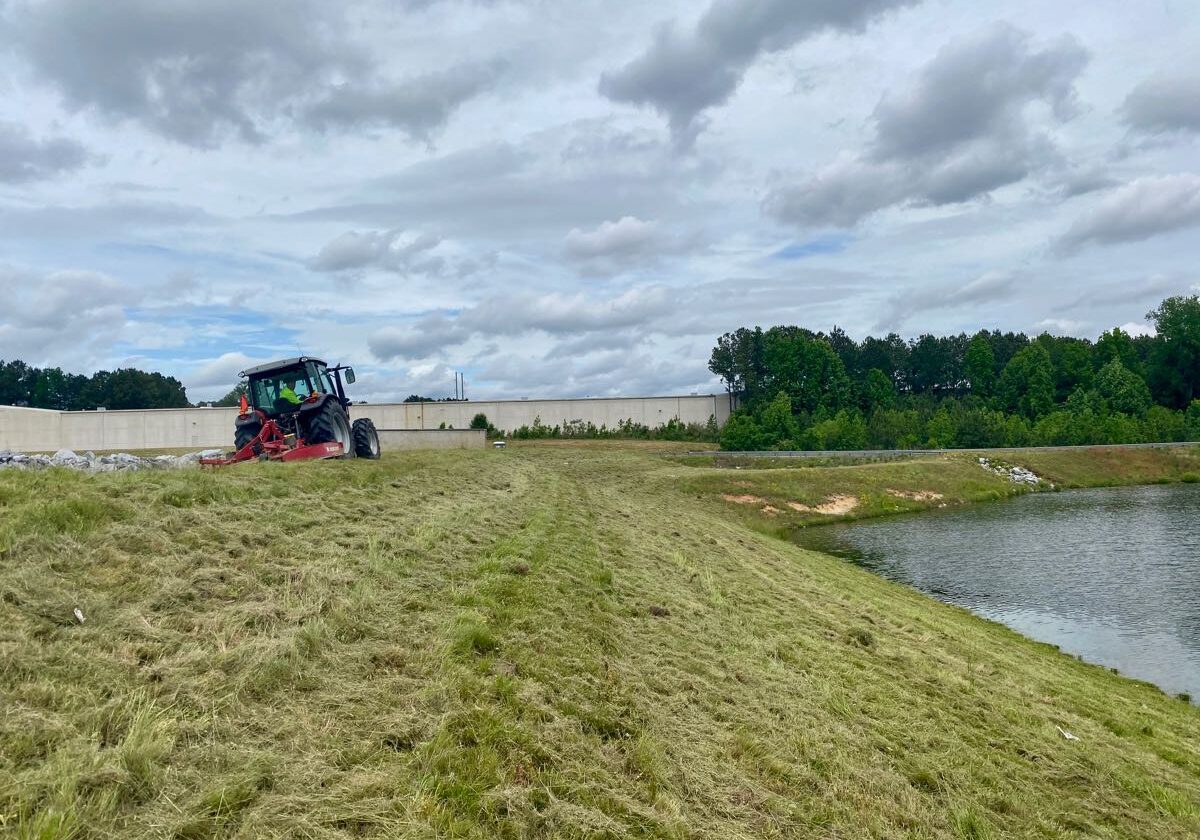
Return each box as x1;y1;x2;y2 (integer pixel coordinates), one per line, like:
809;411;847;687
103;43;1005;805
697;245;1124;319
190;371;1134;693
344;367;356;384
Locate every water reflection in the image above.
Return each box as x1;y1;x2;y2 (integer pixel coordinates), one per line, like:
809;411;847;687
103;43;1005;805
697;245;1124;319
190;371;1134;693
797;484;1200;699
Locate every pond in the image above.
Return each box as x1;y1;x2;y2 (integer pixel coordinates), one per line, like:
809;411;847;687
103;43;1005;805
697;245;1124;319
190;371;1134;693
797;483;1200;700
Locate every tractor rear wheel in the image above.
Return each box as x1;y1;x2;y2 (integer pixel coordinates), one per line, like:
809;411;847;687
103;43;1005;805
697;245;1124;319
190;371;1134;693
352;418;381;459
235;420;261;453
305;400;355;458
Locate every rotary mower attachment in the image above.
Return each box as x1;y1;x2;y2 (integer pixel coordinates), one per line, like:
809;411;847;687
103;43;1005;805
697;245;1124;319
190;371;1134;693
199;403;345;467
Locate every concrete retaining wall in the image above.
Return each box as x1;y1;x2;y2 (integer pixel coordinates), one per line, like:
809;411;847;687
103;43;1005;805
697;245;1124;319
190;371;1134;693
376;429;486;450
355;394;729;433
1;394;729;452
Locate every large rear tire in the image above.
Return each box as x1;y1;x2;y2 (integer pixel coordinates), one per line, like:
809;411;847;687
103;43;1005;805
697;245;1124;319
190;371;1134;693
305;399;355;458
352;418;381;459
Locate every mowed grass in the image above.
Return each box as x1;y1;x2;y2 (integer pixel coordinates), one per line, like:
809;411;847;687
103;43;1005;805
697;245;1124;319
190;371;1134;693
0;445;1198;839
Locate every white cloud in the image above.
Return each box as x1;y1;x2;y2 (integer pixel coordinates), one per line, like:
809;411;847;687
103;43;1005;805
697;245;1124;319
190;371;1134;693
766;24;1088;227
0;1;1196;400
882;271;1016;329
599;0;917;145
0;266;141;368
309;230;442;273
565;216;660;260
1121;71;1200;136
1118;321;1155;338
1056;173;1200;254
1035;317;1086;334
368;286;674;361
185;352;260;389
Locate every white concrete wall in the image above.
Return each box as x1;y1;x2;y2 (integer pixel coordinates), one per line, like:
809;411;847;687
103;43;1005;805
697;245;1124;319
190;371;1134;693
357;394;730;432
0;394;730;451
0;405;64;451
377;429;486;450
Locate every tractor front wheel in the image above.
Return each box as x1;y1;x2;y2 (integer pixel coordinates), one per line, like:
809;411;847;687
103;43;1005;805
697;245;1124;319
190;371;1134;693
352;418;381;459
305;400;355;458
234;420;262;453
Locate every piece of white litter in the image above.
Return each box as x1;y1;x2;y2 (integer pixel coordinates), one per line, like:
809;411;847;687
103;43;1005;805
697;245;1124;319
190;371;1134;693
1056;725;1080;741
73;608;85;624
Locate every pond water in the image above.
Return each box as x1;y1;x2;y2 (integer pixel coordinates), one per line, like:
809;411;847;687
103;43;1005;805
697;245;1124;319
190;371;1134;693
797;483;1200;700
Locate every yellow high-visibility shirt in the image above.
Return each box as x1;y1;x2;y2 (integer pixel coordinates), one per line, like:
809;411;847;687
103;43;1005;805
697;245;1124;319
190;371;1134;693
280;385;302;405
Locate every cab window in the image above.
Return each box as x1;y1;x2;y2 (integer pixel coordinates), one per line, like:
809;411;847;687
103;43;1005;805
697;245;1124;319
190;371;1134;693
307;363;335;395
288;374;313;399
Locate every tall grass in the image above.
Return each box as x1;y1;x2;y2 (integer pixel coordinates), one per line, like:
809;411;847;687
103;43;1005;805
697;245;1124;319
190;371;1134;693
0;446;1197;838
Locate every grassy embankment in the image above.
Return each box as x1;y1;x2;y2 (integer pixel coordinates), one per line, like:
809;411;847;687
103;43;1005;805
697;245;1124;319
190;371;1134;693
683;444;1200;531
1;443;1199;838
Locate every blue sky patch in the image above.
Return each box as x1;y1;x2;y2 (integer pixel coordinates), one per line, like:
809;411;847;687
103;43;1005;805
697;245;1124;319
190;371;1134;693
773;234;853;260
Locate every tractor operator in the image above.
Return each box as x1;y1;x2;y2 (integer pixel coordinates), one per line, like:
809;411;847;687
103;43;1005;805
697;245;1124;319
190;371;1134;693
279;376;303;406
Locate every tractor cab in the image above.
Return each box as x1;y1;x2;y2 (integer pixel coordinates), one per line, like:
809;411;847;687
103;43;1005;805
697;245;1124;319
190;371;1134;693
241;357;356;418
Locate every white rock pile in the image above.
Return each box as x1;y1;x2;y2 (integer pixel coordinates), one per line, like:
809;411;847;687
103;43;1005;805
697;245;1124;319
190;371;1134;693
977;456;1044;486
0;448;225;472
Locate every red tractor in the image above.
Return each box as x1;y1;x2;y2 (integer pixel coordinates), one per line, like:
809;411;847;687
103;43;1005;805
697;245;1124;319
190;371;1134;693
201;356;380;466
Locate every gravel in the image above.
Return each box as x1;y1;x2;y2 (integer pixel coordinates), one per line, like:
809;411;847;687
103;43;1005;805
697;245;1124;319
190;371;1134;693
0;448;225;472
977;456;1047;486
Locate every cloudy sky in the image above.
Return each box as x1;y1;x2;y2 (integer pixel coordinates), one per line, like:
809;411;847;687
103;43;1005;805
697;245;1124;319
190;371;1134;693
0;0;1197;402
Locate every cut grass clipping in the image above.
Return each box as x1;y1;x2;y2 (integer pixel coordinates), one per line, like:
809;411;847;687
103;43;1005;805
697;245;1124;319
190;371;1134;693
1;443;1198;838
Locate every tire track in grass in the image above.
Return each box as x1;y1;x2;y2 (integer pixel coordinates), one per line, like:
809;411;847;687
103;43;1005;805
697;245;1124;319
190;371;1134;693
412;456;688;837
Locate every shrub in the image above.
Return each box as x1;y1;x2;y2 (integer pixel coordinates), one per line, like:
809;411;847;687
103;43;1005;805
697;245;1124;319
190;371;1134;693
1187;400;1200;441
720;412;767;451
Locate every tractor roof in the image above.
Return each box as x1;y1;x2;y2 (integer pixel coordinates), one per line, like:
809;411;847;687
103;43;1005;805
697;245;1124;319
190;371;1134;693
239;356;327;378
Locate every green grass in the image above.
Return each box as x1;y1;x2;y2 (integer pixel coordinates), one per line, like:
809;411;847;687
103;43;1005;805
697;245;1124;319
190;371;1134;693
0;445;1198;838
684;445;1200;531
1010;445;1200;488
683;453;1025;532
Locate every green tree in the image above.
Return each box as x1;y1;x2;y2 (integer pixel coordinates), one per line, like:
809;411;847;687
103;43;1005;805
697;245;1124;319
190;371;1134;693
30;367;84;410
804;409;867;451
757;391;798;447
82;368;189;409
907;334;960;394
826;326;860;376
758;328;850;413
952;407;1008;448
867;409;923;449
964;332;996;397
1142;405;1185;442
860;368;895;411
709;327;767;403
1186;400;1200;440
1094;360;1152;415
1003;414;1032;447
1146;295;1200;408
996;344;1055;420
470;412;490;430
925;409;955;448
858;333;909;390
0;360;32;405
1038;334;1094;401
1094;327;1140;373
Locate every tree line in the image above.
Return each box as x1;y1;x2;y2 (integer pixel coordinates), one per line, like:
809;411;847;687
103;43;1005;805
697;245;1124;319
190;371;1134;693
0;359;190;410
710;295;1200;451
